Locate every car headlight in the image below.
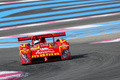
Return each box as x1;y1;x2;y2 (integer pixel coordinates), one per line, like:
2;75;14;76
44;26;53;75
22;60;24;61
25;58;29;63
22;54;27;59
62;54;67;58
64;50;69;54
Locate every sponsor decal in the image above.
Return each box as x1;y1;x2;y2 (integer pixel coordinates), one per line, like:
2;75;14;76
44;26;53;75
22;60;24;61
20;48;29;53
40;48;48;50
60;44;69;49
40;44;49;47
36;50;55;54
36;48;54;54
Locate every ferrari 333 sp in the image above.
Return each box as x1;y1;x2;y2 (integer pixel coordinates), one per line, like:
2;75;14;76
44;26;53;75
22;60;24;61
18;32;71;65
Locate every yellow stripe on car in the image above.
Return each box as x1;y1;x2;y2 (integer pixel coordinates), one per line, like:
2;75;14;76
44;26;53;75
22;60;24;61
32;53;60;58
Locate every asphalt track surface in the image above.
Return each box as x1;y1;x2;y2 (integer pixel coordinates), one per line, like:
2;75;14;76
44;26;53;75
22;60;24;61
0;0;120;80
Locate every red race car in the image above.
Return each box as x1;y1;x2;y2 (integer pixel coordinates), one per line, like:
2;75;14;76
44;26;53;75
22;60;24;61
18;32;71;65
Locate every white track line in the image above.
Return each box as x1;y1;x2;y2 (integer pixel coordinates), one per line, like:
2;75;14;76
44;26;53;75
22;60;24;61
91;38;120;44
0;0;42;5
0;71;26;80
53;1;120;10
0;12;120;31
0;25;102;39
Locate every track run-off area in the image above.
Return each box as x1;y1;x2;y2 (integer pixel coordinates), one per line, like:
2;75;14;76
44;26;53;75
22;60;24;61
0;0;120;80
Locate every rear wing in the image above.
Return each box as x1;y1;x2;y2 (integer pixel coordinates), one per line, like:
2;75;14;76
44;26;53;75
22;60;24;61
18;32;66;41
